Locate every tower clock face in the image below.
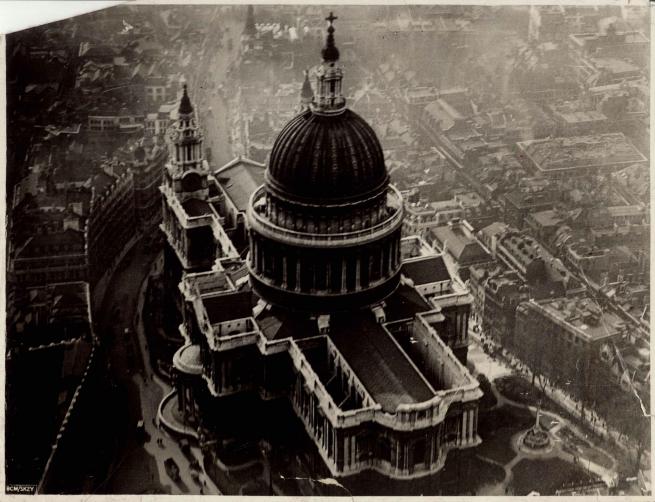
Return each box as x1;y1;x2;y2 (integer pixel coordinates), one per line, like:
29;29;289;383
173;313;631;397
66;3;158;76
168;127;179;141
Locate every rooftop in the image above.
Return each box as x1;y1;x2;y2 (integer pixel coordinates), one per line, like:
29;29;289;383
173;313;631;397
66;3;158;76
554;110;607;124
383;283;432;322
536;296;624;342
517;133;647;172
329;312;434;412
402;255;450;285
257;308;319;341
430;222;490;265
17;229;86;259
527;209;568;229
504;188;558;210
214;157;265;213
181;197;212;218
202;290;254;324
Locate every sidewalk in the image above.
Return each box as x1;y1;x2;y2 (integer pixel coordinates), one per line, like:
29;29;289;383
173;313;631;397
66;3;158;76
132;253;221;495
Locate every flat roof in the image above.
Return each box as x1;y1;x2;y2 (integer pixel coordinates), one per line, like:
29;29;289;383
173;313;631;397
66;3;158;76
536;296;624;342
517;133;647;172
402;255;451;285
202;291;253;324
329;312;434;412
384;283;433;322
182;198;212;217
257;307;319;341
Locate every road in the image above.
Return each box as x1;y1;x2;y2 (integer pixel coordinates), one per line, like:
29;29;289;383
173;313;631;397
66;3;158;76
195;10;244;169
93;234;220;494
93;12;246;493
132;254;221;495
91;235;162;494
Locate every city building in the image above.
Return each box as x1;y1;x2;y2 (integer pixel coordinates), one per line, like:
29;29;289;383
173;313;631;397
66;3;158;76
10;228;88;287
564;239;648;287
428;219;492;281
477;221;509;258
502;186;560;229
402;197;465;240
469;263;529;347
496;227;574;298
6;281;96;489
132;141;168;231
514;295;634;404
160;16;482;481
516;133;648;179
87;161;137;298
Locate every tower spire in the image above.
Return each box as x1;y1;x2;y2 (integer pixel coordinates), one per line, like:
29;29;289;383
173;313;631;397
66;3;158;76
179;83;194;116
244;5;256;37
300;69;314;111
166;80;205;185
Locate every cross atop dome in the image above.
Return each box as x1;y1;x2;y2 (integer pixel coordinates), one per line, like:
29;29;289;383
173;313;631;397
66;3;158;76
321;11;340;62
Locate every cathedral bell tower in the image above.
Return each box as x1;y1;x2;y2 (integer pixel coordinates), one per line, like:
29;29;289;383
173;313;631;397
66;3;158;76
161;81;217;292
164;83;208;203
298;69;314;113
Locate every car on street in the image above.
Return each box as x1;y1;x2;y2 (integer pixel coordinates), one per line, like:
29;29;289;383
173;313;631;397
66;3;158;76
164;458;180;482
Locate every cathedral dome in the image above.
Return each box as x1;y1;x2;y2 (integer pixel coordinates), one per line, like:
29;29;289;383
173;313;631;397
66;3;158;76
266;107;388;202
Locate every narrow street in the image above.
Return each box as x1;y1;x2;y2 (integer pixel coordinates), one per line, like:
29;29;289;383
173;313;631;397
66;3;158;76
195;12;243;169
91;234;221;495
89;13;245;494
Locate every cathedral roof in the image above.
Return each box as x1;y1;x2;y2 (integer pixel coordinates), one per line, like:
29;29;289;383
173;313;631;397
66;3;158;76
267;108;388;202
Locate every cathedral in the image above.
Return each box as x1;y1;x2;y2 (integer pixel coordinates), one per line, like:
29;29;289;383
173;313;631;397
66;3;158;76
159;13;482;480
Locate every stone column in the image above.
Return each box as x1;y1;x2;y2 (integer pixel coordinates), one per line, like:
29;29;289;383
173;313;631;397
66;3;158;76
341;258;348;293
344;434;350;469
468;406;474;442
474;407;478;437
368;251;374;283
295;257;302;292
355;253;362;291
282;255;288;288
326;258;332;292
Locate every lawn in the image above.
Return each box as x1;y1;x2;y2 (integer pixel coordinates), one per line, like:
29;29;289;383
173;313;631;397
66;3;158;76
509;457;598;495
477;373;498;411
558;427;615;470
475;405;534;465
342;451;504;495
